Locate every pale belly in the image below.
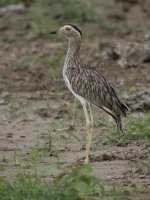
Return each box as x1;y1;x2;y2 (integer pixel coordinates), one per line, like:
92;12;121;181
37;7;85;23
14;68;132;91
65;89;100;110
63;74;87;106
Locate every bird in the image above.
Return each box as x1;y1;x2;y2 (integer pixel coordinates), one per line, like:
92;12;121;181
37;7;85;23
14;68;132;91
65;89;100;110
50;24;129;163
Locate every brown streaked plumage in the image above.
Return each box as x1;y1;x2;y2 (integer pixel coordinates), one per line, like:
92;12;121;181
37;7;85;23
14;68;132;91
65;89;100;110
50;24;129;163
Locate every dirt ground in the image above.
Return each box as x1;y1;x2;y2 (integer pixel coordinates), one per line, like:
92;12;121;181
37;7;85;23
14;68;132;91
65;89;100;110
0;0;150;199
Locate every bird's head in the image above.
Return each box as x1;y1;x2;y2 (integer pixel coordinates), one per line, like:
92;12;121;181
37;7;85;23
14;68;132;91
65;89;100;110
50;24;82;39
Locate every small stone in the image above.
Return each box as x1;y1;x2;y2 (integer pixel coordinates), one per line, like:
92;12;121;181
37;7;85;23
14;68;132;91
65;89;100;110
20;135;26;138
107;176;112;180
139;175;146;179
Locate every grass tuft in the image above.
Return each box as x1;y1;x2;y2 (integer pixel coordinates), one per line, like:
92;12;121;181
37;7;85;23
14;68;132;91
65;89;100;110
94;114;150;147
0;0;21;7
0;163;135;199
49;0;98;23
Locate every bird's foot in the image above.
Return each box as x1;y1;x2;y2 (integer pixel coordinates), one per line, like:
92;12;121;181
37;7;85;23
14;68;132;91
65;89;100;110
84;158;89;164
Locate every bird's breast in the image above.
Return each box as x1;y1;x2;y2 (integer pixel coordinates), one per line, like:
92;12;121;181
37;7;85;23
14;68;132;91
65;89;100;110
62;64;87;106
63;63;69;86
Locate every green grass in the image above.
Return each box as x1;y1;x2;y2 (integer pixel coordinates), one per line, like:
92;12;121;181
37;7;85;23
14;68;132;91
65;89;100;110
0;153;7;171
47;122;57;155
10;107;26;118
93;113;150;147
0;141;146;199
1;0;150;45
1;111;149;199
0;0;21;7
8;48;65;82
25;0;99;39
97;19;150;33
49;49;65;67
9;98;27;118
0;36;20;43
30;91;41;99
49;0;98;23
0;163;138;200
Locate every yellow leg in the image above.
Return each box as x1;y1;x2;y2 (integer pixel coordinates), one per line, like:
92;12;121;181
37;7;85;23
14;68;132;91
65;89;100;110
82;104;94;163
88;103;94;151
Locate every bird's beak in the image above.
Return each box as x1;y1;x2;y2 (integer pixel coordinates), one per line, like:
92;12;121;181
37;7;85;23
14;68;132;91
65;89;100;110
49;29;59;34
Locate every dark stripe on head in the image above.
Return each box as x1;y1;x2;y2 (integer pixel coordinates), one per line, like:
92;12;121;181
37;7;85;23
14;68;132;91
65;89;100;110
67;24;82;36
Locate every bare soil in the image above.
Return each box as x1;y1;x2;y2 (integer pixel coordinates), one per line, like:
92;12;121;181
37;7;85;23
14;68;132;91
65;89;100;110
0;0;150;199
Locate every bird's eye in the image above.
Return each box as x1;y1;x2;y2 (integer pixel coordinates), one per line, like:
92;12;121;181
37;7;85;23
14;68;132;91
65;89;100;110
65;27;71;31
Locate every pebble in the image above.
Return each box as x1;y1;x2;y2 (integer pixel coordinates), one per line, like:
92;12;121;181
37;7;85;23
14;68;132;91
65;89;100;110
139;175;146;179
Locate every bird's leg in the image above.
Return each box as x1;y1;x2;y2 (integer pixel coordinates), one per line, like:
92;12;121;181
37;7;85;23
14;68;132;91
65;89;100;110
89;103;94;147
82;104;92;163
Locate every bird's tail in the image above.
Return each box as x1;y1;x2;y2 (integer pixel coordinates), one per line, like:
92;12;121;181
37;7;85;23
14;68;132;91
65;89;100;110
101;106;124;133
113;115;123;134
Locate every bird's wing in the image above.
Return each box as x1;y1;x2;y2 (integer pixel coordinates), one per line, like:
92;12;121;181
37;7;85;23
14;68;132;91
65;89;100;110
68;65;129;116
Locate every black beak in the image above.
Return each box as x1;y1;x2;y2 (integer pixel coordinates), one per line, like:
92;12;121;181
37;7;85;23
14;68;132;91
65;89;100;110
49;29;58;34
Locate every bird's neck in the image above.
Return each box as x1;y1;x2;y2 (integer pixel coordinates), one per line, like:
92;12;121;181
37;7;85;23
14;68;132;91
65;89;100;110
65;37;81;64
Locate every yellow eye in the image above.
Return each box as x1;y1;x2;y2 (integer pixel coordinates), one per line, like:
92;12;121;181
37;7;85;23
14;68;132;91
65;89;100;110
65;27;71;31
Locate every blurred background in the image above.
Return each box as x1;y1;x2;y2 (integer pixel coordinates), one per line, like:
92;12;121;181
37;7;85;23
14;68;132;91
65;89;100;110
0;0;150;197
0;0;150;92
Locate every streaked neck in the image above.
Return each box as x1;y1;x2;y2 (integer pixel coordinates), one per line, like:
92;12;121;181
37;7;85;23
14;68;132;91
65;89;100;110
66;37;81;63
